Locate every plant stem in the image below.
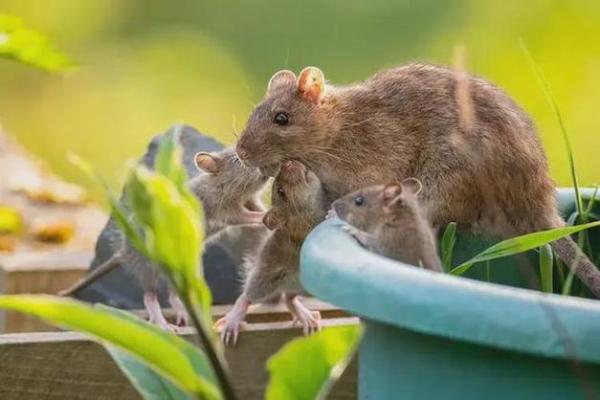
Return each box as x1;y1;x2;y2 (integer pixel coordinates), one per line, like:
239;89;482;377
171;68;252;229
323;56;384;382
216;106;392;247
183;295;238;400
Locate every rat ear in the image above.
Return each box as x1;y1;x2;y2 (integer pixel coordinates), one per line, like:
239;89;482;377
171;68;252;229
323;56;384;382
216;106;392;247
267;70;297;93
382;183;403;207
401;177;423;196
194;152;221;174
263;209;283;230
297;66;325;103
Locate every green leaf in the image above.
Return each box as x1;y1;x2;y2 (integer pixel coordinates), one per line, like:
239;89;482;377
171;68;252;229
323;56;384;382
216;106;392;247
539;244;554;293
441;222;457;272
107;346;192;400
450;221;600;276
266;325;363;400
0;295;221;400
0;14;73;72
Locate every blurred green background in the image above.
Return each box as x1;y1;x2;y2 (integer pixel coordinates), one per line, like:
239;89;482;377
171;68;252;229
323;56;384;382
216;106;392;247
0;0;598;190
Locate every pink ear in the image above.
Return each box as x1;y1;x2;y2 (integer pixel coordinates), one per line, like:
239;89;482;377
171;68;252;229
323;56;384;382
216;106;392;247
263;209;282;230
297;66;325;103
267;70;297;93
382;183;402;206
194;152;220;174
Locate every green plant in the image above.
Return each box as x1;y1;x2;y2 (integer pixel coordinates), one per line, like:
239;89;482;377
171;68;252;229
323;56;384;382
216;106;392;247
449;221;600;276
440;222;457;272
521;39;600;295
0;14;73;71
0;130;361;400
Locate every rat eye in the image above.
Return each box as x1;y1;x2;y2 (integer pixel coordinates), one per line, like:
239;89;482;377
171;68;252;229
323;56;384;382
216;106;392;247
277;186;287;201
274;112;289;126
354;195;364;207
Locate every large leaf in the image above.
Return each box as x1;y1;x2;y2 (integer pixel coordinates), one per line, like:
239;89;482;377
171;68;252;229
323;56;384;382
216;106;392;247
107;346;191;400
450;221;600;275
0;295;221;400
0;14;73;71
266;325;363;400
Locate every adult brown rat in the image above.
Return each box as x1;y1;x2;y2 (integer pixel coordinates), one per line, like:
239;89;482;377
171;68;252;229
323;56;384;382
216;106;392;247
215;160;329;345
332;179;443;272
59;147;268;330
236;63;600;297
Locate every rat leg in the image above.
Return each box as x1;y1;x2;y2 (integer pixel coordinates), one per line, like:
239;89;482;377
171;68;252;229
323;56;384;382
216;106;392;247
169;291;189;327
285;294;321;335
214;294;250;346
144;291;178;332
341;224;374;248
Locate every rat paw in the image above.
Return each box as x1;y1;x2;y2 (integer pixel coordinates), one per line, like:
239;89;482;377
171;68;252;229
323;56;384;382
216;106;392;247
214;315;247;346
291;309;322;336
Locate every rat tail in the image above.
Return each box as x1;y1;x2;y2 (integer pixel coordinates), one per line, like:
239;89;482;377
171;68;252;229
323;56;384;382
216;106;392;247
58;253;122;296
551;237;600;298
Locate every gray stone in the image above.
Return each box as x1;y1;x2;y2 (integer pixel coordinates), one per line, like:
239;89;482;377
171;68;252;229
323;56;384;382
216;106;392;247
75;125;241;308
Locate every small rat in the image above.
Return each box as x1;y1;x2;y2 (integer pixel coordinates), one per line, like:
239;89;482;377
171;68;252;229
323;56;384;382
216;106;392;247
215;160;329;345
332;179;443;272
59;147;268;330
236;64;600;297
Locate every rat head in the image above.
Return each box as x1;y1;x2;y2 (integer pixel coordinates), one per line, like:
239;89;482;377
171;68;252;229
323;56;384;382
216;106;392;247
262;160;327;237
332;179;423;233
193;147;268;204
236;67;333;168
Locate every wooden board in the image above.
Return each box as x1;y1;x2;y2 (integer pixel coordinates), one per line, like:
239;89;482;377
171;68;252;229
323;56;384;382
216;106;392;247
0;250;91;333
0;317;359;400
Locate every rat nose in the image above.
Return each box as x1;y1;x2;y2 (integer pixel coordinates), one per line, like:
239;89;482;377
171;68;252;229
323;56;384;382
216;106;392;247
281;160;295;171
333;201;346;218
237;147;249;162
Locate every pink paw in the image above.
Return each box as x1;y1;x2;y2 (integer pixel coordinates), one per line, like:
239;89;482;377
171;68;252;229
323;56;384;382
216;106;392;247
214;315;247;346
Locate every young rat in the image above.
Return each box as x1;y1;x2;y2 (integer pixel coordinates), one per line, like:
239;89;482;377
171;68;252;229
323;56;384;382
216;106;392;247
60;147;268;330
236;64;600;297
332;179;442;272
214;160;329;345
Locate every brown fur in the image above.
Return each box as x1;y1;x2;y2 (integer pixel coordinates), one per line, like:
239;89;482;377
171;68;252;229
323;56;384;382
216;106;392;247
332;181;442;272
237;63;600;297
243;160;329;301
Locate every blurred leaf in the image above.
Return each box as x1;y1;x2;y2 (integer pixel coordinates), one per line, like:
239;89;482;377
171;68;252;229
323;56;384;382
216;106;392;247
440;222;457;272
68;153;146;254
0;206;22;234
450;221;600;275
539;244;554;293
0;295;221;400
266;325;363;400
0;14;73;71
107;347;191;400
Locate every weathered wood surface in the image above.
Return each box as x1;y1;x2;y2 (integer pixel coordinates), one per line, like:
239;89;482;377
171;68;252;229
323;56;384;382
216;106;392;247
0;250;91;333
0;316;359;400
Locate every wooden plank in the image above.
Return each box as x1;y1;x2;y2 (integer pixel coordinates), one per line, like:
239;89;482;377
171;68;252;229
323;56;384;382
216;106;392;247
0;318;359;400
0;251;92;332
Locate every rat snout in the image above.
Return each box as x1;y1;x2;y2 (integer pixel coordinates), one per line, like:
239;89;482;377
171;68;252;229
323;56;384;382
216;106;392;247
236;144;250;163
333;201;348;220
280;160;306;183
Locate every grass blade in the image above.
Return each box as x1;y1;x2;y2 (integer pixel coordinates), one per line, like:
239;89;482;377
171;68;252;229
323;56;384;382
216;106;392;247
266;325;363;400
539;244;554;293
520;39;583;217
0;295;221;400
441;222;457;272
450;221;600;276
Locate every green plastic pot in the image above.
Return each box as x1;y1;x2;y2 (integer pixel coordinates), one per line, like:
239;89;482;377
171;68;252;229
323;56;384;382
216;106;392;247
300;188;600;400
